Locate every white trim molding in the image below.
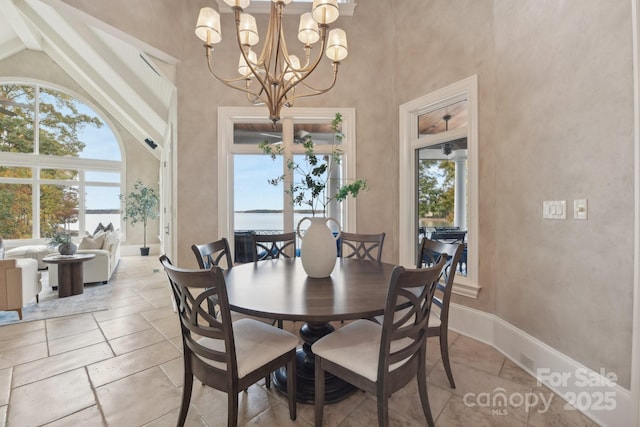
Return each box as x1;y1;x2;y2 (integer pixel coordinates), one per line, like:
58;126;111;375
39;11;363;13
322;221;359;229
217;106;358;252
631;0;640;425
399;75;480;298
449;304;634;427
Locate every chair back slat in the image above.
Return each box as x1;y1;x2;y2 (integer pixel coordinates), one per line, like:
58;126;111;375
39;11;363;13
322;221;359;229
378;258;447;377
160;255;237;374
252;232;297;260
192;238;233;270
416;238;464;320
340;232;385;262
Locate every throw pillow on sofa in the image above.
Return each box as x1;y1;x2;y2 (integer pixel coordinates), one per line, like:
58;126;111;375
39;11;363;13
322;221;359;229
93;222;105;236
79;233;106;250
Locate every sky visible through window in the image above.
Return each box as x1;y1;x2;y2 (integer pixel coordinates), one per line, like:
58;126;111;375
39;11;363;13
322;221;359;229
71;100;121;210
234;155;282;211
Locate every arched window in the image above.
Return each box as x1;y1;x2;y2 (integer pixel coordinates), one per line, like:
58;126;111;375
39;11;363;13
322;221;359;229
0;83;123;241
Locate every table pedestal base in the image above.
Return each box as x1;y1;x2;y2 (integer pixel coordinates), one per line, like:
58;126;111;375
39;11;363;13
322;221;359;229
272;321;357;403
57;262;85;297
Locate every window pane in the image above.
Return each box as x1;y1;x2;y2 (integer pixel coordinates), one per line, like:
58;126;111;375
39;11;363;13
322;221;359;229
86;171;120;183
0;183;32;239
38;88;120;160
85;185;121;233
292;153;343;230
0;84;35;153
234;155;283;232
418;100;467;137
417;159;455;228
0;166;32;178
40;184;79;238
40;168;79;180
293;122;340;145
76;106;121;161
233;122;283;144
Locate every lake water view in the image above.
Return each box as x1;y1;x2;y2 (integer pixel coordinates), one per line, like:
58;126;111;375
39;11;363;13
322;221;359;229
234;212;323;232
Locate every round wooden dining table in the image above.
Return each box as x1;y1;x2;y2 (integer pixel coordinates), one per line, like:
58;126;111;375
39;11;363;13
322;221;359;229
224;257;397;403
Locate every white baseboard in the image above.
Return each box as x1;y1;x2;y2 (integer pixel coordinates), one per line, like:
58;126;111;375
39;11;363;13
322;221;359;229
448;303;634;427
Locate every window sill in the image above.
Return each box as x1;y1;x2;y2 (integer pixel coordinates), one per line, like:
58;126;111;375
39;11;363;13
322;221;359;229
452;276;481;298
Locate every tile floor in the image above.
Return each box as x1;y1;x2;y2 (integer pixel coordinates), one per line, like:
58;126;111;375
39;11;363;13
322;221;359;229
0;256;601;426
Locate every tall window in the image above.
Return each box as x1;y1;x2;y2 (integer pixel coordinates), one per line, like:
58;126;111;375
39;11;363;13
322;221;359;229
0;83;122;241
218;107;357;259
399;76;479;298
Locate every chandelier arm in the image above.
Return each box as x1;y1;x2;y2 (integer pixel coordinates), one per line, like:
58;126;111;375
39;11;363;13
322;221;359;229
296;68;339;93
204;49;252;85
283;63;340;105
276;30;330;109
232;9;275;111
205;49;271;105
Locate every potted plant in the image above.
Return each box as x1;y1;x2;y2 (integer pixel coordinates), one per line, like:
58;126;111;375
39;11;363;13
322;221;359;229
119;180;159;256
47;230;77;255
260;113;367;215
260;113;367;277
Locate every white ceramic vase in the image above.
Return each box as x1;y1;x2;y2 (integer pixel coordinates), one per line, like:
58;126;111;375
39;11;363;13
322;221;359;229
297;217;341;278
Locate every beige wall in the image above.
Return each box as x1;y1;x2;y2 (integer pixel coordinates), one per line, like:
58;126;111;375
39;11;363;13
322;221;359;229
492;1;634;387
0;50;161;249
44;0;638;389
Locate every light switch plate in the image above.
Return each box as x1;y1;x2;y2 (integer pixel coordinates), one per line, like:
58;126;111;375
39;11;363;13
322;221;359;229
574;199;588;220
543;200;566;219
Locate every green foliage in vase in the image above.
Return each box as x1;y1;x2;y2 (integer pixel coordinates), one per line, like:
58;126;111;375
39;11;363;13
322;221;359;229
46;230;73;248
259;113;367;215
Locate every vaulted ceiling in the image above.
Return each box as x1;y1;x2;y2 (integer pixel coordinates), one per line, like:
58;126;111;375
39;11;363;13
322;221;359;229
0;0;178;159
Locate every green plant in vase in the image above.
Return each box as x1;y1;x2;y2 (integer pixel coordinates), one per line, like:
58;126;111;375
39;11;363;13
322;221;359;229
47;230;77;255
260;112;367;277
259;113;367;216
119;180;159;256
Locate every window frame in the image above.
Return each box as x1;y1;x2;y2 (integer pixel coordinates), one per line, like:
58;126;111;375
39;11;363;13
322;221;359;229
399;75;480;298
217;106;358;252
0;81;124;243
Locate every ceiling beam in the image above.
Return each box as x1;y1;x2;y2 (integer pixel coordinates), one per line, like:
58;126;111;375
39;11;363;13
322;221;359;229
0;37;26;61
14;0;167;158
0;0;41;50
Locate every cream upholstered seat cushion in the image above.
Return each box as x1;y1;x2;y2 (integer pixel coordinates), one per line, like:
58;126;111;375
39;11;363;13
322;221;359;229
312;319;412;382
196;318;298;379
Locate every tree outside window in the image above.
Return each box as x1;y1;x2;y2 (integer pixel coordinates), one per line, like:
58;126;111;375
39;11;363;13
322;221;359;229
0;83;121;239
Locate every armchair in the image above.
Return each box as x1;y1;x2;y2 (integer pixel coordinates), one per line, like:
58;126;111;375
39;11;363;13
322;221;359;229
0;258;41;320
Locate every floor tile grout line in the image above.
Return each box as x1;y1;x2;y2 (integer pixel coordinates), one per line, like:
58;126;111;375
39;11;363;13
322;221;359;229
85;365;109;426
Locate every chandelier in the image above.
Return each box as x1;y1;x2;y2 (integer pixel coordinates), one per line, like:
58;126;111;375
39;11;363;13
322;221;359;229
195;0;348;126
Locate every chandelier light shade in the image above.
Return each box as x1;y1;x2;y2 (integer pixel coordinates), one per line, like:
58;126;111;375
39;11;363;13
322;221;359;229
195;0;348;126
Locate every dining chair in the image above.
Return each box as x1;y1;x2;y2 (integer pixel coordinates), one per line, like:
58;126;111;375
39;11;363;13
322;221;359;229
191;237;233;270
251;232;297;328
339;231;386;262
192;238;280;330
312;258;448;427
252;232;297;261
159;255;298;427
417;237;464;389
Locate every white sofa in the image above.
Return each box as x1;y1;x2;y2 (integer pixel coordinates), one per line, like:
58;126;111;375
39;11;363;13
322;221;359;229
5;244;50;269
48;230;121;286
